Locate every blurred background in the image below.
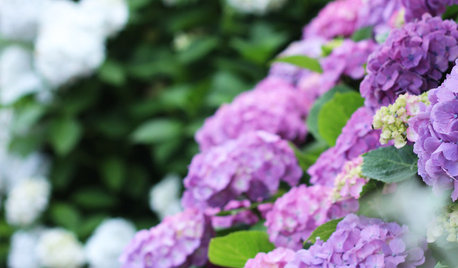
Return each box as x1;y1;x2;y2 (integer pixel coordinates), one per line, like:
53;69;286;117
0;0;330;266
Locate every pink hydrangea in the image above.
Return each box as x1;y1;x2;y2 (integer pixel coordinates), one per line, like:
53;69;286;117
303;0;362;39
402;0;458;22
265;185;358;250
408;61;458;201
286;214;426;268
195;78;309;150
357;0;403;36
119;208;212;268
245;248;295;268
182;131;302;210
331;156;368;202
210;200;259;229
308;107;382;187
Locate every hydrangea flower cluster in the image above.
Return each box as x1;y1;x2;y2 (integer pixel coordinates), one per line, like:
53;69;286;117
373;93;430;148
361;15;458;109
408;63;458;201
308;107;382;187
331;156;368;202
183;131;301;210
8;228;42;268
36;228;86;268
119;208;212;268
265;185;358;250
401;0;458;22
226;0;288;15
195;78;309;150
149;174;182;219
210;200;259;229
5;179;50;226
427;206;458;243
286;214;426;267
357;0;403;36
85;218;136;268
245;248;295;268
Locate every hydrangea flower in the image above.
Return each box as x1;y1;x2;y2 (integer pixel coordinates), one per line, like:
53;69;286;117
5;178;50;226
373;93;429;148
245;248;295;268
303;0;362;39
85;218;136;268
0;0;46;41
286;214;426;267
331;156;368;202
36;228;86;268
196;78;309;150
427;206;458;243
265;185;358;250
308;107;382;187
119;208;212;268
149;174;182;219
360;15;458;109
210;200;259;229
8;228;42;268
402;0;457;22
226;0;288;15
80;0;129;37
408;62;458;201
183;131;301;210
357;0;403;36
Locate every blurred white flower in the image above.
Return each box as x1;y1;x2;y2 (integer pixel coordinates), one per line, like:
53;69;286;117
5;178;50;226
81;0;129;37
37;228;86;268
0;46;44;104
8;228;43;268
226;0;288;15
35;0;106;87
0;0;47;41
149;174;182;219
85;218;136;268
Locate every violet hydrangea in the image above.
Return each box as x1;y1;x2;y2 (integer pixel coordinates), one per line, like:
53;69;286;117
195;78;309;150
402;0;458;22
245;248;295;268
361;14;458;109
286;214;426;268
265;185;358;250
119;208;212;268
308;107;382;187
182;131;302;210
408;61;458;201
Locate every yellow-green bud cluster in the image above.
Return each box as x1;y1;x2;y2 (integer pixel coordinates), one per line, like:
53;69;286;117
427;206;458;243
373;93;429;148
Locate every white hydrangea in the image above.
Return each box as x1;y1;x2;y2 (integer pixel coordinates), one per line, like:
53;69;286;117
5;178;50;226
0;0;47;41
149;174;182;219
80;0;129;37
35;0;106;87
37;228;86;268
0;46;44;104
85;218;136;268
226;0;288;15
8;228;42;268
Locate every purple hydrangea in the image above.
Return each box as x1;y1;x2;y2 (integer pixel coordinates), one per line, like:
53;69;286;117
402;0;458;22
332;156;368;202
209;200;259;229
182;131;302;210
361;15;458;109
303;0;362;40
245;248;295;268
408;61;458;201
195;78;309;151
286;214;426;268
119;208;212;268
269;38;325;85
265;185;358;250
308;107;383;187
321;39;378;83
357;0;403;36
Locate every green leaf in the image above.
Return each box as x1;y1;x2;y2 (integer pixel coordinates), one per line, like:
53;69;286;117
131;119;182;144
208;231;275;268
318;91;364;146
306;218;343;244
307;84;352;141
98;60;126;86
77;214;108;238
49;117;82;156
362;145;418;183
351;26;373;42
49;203;81;232
435;262;449;268
321;38;344;57
272;55;323;73
100;157;125;191
72;188;117;209
178;37;219;64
